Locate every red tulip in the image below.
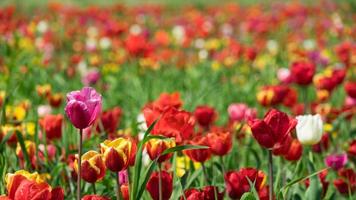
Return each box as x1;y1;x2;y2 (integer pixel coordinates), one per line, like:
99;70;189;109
290;61;315;85
345;82;356;99
283;139;303;161
202;186;224;200
146;171;173;200
100;138;134;172
184;135;211;163
97;107;122;134
147;107;195;144
333;168;356;195
39;114;63;140
348;140;356;159
312;133;329;153
249;109;297;149
181;189;205;200
194;105;217;128
224;168;267;199
206;131;232;156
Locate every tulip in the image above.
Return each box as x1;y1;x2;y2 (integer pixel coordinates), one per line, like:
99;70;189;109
296;114;323;145
206;131;232;156
100;138;133;172
48;93;63;108
249;109;297;149
227;103;248;121
75;151;106;183
97;107;122;134
224;168;267;199
333;168;356;195
65;87;102;200
146;171;173;200
324;153;348;170
39;114;63;140
345;81;356;98
290;61;315;85
65;87;102;130
283;139;303;161
181;189;204;200
201;186;224;200
146;138;176;163
249;109;296;199
312;134;329;153
194;105;217;129
184;135;211;163
81;195;110;200
5;170;64;200
348;140;356;159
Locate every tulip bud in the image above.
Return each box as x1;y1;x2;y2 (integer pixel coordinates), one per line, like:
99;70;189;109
75;151;106;183
100;138;133;172
146;171;173;200
194;105;217;128
39;114;63;140
146;138;176;163
206;131;232;156
65;87;102;129
296;114;323;145
184;135;211;163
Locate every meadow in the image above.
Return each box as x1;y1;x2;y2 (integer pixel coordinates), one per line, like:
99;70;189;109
0;0;355;200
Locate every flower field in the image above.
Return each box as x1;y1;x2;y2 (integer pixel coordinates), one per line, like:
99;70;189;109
0;1;355;200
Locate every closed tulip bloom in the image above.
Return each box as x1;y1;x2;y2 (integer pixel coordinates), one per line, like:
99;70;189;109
333;168;356;195
81;195;110;200
296;114;323;145
249;109;297;149
290;61;315;85
201;186;224;200
194;105;217;128
75;151;106;183
181;189;205;200
100;138;133;172
345;81;356;98
224;168;267;199
146;138;176;163
184;135;211;163
39;114;63;140
97;107;122;134
348;140;356;159
284;139;303;161
206;131;232;156
325;153;348;170
65;87;102;129
146;171;173;200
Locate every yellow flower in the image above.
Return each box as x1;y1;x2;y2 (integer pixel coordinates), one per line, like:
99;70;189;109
6;106;26;121
102;63;120;74
18;37;34;51
211;61;221;71
324;123;333;132
23;122;36;136
6;170;49;185
176;155;201;177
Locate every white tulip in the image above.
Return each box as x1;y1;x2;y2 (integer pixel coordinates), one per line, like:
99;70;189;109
296;114;323;145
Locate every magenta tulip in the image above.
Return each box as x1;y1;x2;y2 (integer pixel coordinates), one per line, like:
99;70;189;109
65;87;102;129
325;153;348;170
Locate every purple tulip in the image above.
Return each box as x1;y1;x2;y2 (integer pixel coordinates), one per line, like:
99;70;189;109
65;87;102;129
325;153;348;170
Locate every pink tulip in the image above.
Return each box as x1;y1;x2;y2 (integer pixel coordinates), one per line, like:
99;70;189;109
277;68;292;84
228;103;256;122
65;87;102;129
325;153;348;170
82;70;101;86
345;96;356;107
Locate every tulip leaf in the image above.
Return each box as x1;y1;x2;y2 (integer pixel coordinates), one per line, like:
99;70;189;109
131;120;158;200
0;131;13;151
162;145;209;155
305;160;322;200
185;168;202;189
15;130;31;169
240;192;257;200
135;159;158;200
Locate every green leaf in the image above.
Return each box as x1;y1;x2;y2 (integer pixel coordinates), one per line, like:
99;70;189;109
162;145;209;155
240;192;257;200
135;159;158;199
0;131;13;151
185;168;202;189
15;130;31;169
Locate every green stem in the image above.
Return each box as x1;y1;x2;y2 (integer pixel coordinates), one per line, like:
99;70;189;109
77;129;83;200
201;162;209;184
268;150;274;200
92;183;96;194
116;172;122;200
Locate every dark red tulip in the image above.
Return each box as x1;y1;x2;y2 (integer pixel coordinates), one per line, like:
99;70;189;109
146;171;173;200
81;195;110;200
248;109;297;149
194;105;217;128
345;82;356;99
290;60;315;85
333;168;356;195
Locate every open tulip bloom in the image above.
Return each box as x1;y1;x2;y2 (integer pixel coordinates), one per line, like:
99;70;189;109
1;1;356;200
